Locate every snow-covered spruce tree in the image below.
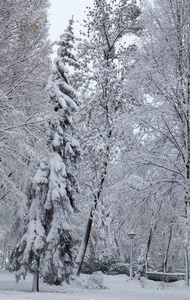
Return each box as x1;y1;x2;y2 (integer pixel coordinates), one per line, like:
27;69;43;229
10;159;49;292
10;19;80;291
42;18;80;285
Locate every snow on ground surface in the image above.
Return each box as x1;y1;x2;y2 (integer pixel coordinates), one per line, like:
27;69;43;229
0;271;190;300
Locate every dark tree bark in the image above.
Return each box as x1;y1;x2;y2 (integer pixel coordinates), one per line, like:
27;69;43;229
163;225;173;273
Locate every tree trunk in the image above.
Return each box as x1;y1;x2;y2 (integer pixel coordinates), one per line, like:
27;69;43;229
76;204;94;276
2;243;7;270
145;222;158;276
179;6;190;287
114;230;125;262
185;246;189;286
7;246;11;268
76;158;109;275
185;199;190;286
163;225;173;273
32;256;40;292
32;272;39;292
145;228;153;275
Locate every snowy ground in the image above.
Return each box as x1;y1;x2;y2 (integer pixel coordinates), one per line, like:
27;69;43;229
0;271;190;300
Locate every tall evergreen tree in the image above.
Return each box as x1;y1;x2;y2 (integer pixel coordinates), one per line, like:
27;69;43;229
42;19;80;286
10;19;80;291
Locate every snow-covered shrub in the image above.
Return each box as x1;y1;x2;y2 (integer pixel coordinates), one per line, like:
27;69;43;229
81;254;119;274
84;271;106;289
108;263;130;276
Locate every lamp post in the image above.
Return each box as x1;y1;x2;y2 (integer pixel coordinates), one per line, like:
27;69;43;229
128;231;136;279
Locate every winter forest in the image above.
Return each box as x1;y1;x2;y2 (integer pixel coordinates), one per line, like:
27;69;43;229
1;0;190;295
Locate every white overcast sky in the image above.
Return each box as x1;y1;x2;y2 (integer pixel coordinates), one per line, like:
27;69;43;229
48;0;137;58
48;0;94;42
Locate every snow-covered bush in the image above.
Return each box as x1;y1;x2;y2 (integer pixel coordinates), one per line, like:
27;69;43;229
81;254;119;274
84;272;106;290
108;263;130;276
